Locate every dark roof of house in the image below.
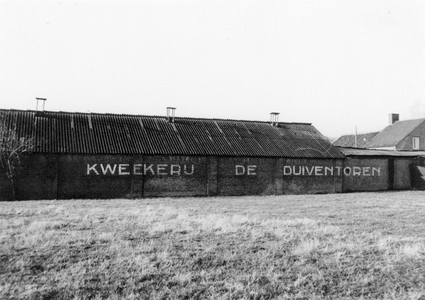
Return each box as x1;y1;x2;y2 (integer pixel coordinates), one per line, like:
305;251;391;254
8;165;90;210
337;147;425;157
0;109;344;158
332;132;379;148
366;118;425;148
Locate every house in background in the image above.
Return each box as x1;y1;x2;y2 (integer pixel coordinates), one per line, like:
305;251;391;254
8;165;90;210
333;113;425;151
367;114;425;151
332;132;379;148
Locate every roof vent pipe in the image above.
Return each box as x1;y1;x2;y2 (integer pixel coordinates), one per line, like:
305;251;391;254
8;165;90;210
36;97;47;111
270;112;279;126
167;107;176;123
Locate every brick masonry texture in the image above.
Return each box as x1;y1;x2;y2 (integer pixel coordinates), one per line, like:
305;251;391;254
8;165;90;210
0;154;419;200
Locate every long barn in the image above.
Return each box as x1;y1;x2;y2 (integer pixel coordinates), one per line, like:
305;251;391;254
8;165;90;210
0;108;424;200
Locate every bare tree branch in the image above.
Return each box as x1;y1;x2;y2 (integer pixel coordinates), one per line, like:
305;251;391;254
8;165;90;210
0;113;34;200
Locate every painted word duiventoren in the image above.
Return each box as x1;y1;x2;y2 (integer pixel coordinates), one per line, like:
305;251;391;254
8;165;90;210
283;165;381;176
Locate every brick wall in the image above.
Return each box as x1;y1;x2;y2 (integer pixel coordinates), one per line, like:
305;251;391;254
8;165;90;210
411;158;425;190
58;154;133;199
394;159;412;190
0;153;419;200
216;157;277;196
282;158;343;194
342;158;391;192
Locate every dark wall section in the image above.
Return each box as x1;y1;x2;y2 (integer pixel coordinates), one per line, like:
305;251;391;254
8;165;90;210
342;158;389;192
0;155;57;200
207;156;218;196
217;157;276;196
141;156;208;197
411;158;425;190
0;153;419;200
58;155;133;199
394;159;412;190
282;159;343;194
18;155;58;200
0;168;13;200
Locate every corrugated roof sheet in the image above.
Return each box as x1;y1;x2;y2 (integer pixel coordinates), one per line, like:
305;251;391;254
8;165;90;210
366;119;425;148
332;132;379;148
0;109;344;158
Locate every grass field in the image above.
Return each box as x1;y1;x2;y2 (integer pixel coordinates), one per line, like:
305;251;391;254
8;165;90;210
1;191;425;299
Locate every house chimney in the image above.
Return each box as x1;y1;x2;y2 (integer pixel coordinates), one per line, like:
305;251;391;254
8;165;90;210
167;107;176;123
389;113;399;125
270;112;279;126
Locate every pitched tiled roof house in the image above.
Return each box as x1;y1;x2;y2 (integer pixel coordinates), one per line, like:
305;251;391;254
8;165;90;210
333;114;425;151
367;118;425;151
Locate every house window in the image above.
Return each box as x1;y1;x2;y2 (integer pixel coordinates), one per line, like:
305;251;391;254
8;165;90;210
413;137;420;150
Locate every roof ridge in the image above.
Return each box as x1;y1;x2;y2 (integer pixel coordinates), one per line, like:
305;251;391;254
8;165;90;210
393;117;425;123
337;131;380;138
0;108;311;125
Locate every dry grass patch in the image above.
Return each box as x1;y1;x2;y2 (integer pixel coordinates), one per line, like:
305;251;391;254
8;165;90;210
1;191;425;299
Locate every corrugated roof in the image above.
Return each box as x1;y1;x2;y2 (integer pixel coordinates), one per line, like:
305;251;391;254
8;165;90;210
0;109;344;158
332;132;379;148
366;119;425;148
337;147;425;157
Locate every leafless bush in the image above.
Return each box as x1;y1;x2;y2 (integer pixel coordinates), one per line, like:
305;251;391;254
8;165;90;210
0;112;34;200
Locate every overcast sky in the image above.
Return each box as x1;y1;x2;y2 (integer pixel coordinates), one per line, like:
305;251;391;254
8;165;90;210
1;0;424;138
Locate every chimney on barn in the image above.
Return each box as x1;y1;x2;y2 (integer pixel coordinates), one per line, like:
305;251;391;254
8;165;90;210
36;97;47;112
270;112;279;126
167;107;176;123
389;113;399;125
270;112;279;127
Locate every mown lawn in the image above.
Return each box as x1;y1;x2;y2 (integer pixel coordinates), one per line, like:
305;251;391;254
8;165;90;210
1;191;425;299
